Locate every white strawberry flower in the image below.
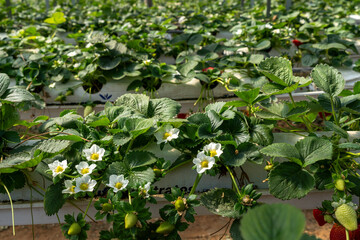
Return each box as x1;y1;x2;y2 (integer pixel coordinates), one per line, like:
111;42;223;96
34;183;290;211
143;59;152;65
106;175;129;193
154;125;180;144
74;175;97;193
83;144;105;162
203;142;223;158
193;152;215;174
62;180;76;194
75;161;96;176
48;160;68;177
139;182;151;198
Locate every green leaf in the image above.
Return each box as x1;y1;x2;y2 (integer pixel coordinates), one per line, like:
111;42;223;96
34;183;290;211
230;219;244;240
0;73;10;97
300;234;321;240
250;124;273;146
148;98;181;120
312;43;347;50
261;137;332;167
234;88;260;104
240;203;306;240
295;137;333;167
127;167;155;187
301;54;318;67
178;61;198;76
125;151;158;169
222;143;263;166
200;188;241;218
256;102;308;120
0;152;35;173
115;94;149;117
187;34;203;45
44;182;66;216
269;162;315;200
98;56;122;70
113;132;132;147
2;87;35;102
125;118;154;138
311;64;344;97
105;40;127;56
262;82;298;95
258;57;293;86
254;40;271;50
44;12;66;25
260;143;301;164
325;121;349;139
0;104;19;130
187;113;210;126
37;139;71;153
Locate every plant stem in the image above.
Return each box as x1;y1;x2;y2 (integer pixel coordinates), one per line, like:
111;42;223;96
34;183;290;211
14;131;91;148
225;165;242;197
55;213;65;236
189;173;203;195
29;184;35;240
346;229;350;240
330;97;340;126
67;201;96;222
125;138;135;155
84;197;93;217
128;191;132;205
288;92;313;132
164;159;192;174
1;182;15;236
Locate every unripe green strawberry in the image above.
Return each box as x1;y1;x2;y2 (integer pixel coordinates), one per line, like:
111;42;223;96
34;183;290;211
156;221;175;235
324;214;334;223
65;89;74;96
84;105;94;117
102;203;113;212
174;197;186;211
124;213;137;229
153;168;162;177
335;204;358;231
68;222;81;235
264;164;273;171
335;179;345;191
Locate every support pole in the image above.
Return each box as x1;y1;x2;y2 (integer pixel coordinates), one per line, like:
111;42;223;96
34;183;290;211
5;0;12;19
286;0;292;11
145;0;153;7
266;0;271;17
45;0;50;13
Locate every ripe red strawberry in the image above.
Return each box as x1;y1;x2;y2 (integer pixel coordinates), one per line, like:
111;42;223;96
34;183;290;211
202;67;214;72
354;225;360;240
313;209;326;226
292;39;303;47
330;223;354;240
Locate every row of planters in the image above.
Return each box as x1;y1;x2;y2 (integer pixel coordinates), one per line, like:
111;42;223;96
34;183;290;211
1;57;360;239
1;0;360;105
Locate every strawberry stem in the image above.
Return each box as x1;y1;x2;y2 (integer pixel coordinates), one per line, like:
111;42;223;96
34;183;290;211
346;229;350;240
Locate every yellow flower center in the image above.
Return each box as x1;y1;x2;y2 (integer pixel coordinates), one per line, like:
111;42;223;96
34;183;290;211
115;182;123;189
81;168;90;175
163;132;172;140
70;186;75;193
200;160;209;168
209;149;217;157
90;153;99;160
55;166;64;173
80;183;89;191
140;189;147;196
